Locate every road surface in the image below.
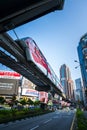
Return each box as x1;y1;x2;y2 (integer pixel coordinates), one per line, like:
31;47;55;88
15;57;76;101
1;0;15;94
0;109;75;130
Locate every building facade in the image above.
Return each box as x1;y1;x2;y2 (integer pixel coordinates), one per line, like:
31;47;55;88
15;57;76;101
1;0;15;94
67;79;74;99
75;78;83;102
60;64;74;100
77;33;87;105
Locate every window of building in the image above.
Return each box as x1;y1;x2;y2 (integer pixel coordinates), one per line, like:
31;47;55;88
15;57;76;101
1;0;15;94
81;40;87;48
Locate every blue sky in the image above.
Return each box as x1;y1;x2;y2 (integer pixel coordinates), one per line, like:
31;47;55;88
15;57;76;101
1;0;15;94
2;0;87;86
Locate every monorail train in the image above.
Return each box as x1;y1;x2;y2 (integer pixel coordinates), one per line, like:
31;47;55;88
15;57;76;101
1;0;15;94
16;37;63;92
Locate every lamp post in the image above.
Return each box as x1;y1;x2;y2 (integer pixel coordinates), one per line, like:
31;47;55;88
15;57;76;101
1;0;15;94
75;65;80;69
74;60;82;71
74;60;79;63
74;60;81;69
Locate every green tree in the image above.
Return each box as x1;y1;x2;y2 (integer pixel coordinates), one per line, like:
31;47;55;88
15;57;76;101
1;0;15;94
0;96;5;104
11;94;18;106
27;98;34;105
34;100;40;106
12;94;16;102
20;98;27;105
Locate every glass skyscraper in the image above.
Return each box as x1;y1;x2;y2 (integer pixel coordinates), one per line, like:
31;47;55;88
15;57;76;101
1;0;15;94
77;33;87;105
75;78;83;102
60;64;74;100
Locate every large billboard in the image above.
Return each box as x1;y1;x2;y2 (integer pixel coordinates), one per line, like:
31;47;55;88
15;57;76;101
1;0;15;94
22;77;36;89
0;71;21;79
0;78;19;95
0;71;21;95
22;88;39;97
39;91;48;103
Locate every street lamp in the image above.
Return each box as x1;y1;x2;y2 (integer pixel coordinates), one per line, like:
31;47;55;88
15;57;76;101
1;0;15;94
75;65;80;69
74;60;80;69
74;60;80;63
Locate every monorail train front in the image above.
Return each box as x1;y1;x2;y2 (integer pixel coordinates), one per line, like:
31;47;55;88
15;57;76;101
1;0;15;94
16;37;48;76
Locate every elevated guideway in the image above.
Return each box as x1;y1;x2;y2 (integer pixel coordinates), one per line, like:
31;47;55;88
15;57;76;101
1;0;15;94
0;0;64;33
0;0;65;98
0;32;64;98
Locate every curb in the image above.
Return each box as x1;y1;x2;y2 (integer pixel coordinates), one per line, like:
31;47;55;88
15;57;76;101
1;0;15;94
70;113;76;130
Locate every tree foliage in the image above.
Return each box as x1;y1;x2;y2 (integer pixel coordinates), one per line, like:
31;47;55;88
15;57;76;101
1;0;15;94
0;96;5;104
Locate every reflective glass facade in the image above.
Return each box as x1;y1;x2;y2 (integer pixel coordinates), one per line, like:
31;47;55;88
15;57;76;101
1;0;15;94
77;33;87;105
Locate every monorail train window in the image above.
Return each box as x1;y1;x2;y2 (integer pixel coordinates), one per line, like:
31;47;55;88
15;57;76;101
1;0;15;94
26;38;35;53
35;46;40;57
34;43;45;61
30;39;40;56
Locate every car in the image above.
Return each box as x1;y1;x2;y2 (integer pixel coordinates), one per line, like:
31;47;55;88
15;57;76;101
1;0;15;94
0;106;6;110
52;106;57;111
70;107;74;110
58;106;62;109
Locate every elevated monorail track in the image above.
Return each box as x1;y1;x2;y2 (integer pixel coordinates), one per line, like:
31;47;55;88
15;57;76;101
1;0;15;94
0;0;65;99
0;33;63;97
0;33;25;62
0;0;64;33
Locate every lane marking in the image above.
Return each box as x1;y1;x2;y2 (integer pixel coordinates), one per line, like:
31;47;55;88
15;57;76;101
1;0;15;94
53;116;60;119
70;113;76;130
44;119;52;124
30;125;39;130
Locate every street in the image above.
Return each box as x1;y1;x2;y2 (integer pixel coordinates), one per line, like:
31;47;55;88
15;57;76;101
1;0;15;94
0;109;75;130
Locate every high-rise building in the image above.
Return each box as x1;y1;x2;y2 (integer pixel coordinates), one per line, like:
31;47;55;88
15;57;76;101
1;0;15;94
67;79;74;99
60;64;74;100
60;64;68;97
75;78;83;102
77;33;87;105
